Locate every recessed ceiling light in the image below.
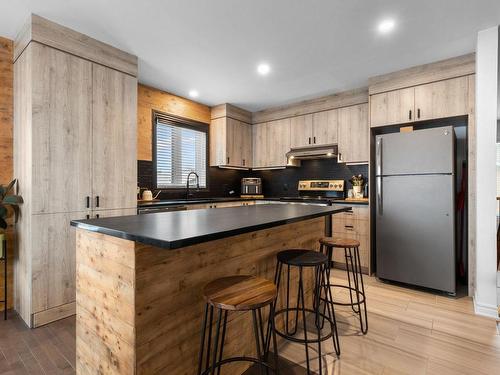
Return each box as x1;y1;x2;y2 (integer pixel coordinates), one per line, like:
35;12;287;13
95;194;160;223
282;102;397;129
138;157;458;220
257;63;271;75
378;19;396;34
188;90;199;98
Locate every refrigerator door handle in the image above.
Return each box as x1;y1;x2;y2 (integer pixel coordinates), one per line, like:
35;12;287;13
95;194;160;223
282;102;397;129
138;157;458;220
376;138;382;176
376;177;383;215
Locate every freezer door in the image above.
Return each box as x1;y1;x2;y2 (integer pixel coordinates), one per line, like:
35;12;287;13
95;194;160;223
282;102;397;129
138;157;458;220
376;126;455;176
376;174;455;293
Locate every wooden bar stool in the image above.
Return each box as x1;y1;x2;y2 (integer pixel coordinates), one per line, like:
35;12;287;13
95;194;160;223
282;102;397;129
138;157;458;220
197;275;279;375
319;237;368;334
270;249;340;375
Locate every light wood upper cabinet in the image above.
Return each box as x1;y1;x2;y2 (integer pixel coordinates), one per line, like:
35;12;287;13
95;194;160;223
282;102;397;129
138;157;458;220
290;110;338;147
252;119;291;168
370;76;469;127
312;109;338;145
210;117;252;168
92;64;137;211
338;103;369;163
413;76;468;121
252;122;268;168
370;87;414;127
267;118;291;167
290;114;313;148
31;43;92;214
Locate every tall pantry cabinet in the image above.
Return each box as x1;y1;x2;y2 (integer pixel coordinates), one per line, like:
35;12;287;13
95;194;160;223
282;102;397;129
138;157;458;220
14;15;138;327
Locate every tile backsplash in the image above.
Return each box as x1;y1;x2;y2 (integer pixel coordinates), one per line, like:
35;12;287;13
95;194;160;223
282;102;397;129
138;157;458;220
138;158;368;199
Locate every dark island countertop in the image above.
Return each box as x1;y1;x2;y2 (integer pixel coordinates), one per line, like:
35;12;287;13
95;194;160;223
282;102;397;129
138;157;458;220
71;204;350;250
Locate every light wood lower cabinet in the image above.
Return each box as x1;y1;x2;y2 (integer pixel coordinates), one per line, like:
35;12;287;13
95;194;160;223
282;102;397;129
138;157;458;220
331;205;370;273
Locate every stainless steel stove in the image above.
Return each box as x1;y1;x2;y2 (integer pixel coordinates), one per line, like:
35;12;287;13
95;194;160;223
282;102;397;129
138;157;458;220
279;179;345;205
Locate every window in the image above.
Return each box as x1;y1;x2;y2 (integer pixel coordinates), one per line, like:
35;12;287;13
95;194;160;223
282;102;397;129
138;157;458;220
154;113;208;189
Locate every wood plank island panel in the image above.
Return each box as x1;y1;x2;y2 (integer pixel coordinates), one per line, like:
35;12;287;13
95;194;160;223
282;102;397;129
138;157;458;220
0;36;13;313
76;217;325;375
137;84;211;161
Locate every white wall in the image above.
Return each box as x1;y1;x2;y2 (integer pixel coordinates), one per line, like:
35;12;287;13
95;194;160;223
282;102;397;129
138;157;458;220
475;26;499;317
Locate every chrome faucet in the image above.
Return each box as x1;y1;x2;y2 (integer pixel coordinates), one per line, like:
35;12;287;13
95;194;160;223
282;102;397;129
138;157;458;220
186;171;200;200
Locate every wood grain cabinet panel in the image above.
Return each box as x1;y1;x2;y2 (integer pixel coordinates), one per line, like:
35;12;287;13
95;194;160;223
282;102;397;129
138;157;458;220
414;76;468;121
267;118;291;167
338;103;369;163
31;43;92;214
252;122;268;168
312;109;338;145
31;211;86;313
290;114;313;148
370;87;414;127
332;205;369;272
92;64;137;211
210;118;252;168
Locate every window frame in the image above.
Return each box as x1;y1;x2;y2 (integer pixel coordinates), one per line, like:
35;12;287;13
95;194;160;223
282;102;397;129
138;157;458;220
152;110;209;191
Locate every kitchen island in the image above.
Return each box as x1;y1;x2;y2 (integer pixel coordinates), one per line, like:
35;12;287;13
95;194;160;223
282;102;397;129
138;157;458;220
71;204;349;375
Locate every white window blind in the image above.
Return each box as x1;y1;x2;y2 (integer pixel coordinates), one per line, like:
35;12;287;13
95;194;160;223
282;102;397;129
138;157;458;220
156;119;207;189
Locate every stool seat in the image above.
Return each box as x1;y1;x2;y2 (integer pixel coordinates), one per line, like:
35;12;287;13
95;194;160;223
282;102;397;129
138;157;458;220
319;237;360;248
277;249;328;267
203;275;277;311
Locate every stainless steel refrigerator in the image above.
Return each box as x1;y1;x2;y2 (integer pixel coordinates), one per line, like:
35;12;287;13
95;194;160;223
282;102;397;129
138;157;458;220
375;126;456;294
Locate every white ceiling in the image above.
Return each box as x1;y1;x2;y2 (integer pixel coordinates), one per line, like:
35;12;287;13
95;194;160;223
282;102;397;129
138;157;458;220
1;0;500;111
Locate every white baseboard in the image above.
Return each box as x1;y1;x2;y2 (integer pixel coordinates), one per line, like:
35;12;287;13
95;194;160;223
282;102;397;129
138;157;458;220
473;297;499;319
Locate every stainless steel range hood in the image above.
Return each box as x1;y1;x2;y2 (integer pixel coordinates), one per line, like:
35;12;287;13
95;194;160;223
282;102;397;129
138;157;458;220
286;145;338;160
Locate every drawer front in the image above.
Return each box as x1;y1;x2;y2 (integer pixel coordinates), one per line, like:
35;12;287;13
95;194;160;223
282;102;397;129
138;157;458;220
332;216;369;236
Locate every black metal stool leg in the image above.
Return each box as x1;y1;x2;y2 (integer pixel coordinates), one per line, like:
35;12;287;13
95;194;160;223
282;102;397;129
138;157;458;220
210;309;223;375
266;262;282;355
322;265;340;356
252;310;265;375
285;264;299;336
197;303;209;375
298;267;311;374
344;248;358;313
270;303;280;375
203;305;215;373
353;247;368;334
216;311;228;375
315;264;323;375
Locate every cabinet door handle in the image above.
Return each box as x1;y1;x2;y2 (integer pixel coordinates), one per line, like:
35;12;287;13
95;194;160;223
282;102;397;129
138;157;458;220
409;110;412;120
227;157;230;164
308;137;311;144
96;196;100;208
242;159;245;166
95;214;100;219
86;214;90;220
313;136;316;144
345;225;354;230
417;108;421;119
338;152;342;162
86;196;90;208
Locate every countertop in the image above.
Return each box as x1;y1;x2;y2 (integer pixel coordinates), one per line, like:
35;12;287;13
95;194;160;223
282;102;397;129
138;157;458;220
137;196;368;208
71;204;350;250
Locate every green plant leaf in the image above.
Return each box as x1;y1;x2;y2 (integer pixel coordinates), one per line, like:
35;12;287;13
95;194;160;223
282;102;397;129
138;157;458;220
0;218;7;230
2;195;23;204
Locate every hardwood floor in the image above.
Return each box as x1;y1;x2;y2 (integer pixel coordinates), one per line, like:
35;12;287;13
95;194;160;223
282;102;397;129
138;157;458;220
0;270;498;374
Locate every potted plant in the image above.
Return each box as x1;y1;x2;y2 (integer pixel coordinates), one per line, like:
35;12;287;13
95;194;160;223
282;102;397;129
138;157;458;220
0;179;23;258
349;174;365;198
